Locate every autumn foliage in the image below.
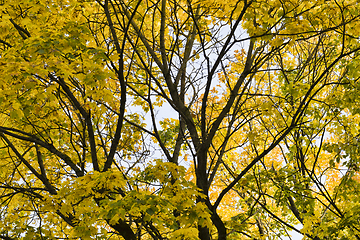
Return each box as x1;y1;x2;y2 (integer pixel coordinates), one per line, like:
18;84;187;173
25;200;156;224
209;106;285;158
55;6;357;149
1;0;360;239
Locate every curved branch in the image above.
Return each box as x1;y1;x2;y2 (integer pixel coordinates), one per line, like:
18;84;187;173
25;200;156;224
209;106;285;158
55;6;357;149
0;126;83;177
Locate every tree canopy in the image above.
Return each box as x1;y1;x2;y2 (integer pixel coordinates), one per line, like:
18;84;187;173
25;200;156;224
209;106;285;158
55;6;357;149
1;0;360;239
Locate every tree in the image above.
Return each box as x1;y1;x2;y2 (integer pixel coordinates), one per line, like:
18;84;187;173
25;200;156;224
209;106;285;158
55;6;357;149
1;0;360;239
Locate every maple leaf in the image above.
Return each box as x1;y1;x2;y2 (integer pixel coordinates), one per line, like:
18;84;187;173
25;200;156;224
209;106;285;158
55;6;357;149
0;0;360;239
